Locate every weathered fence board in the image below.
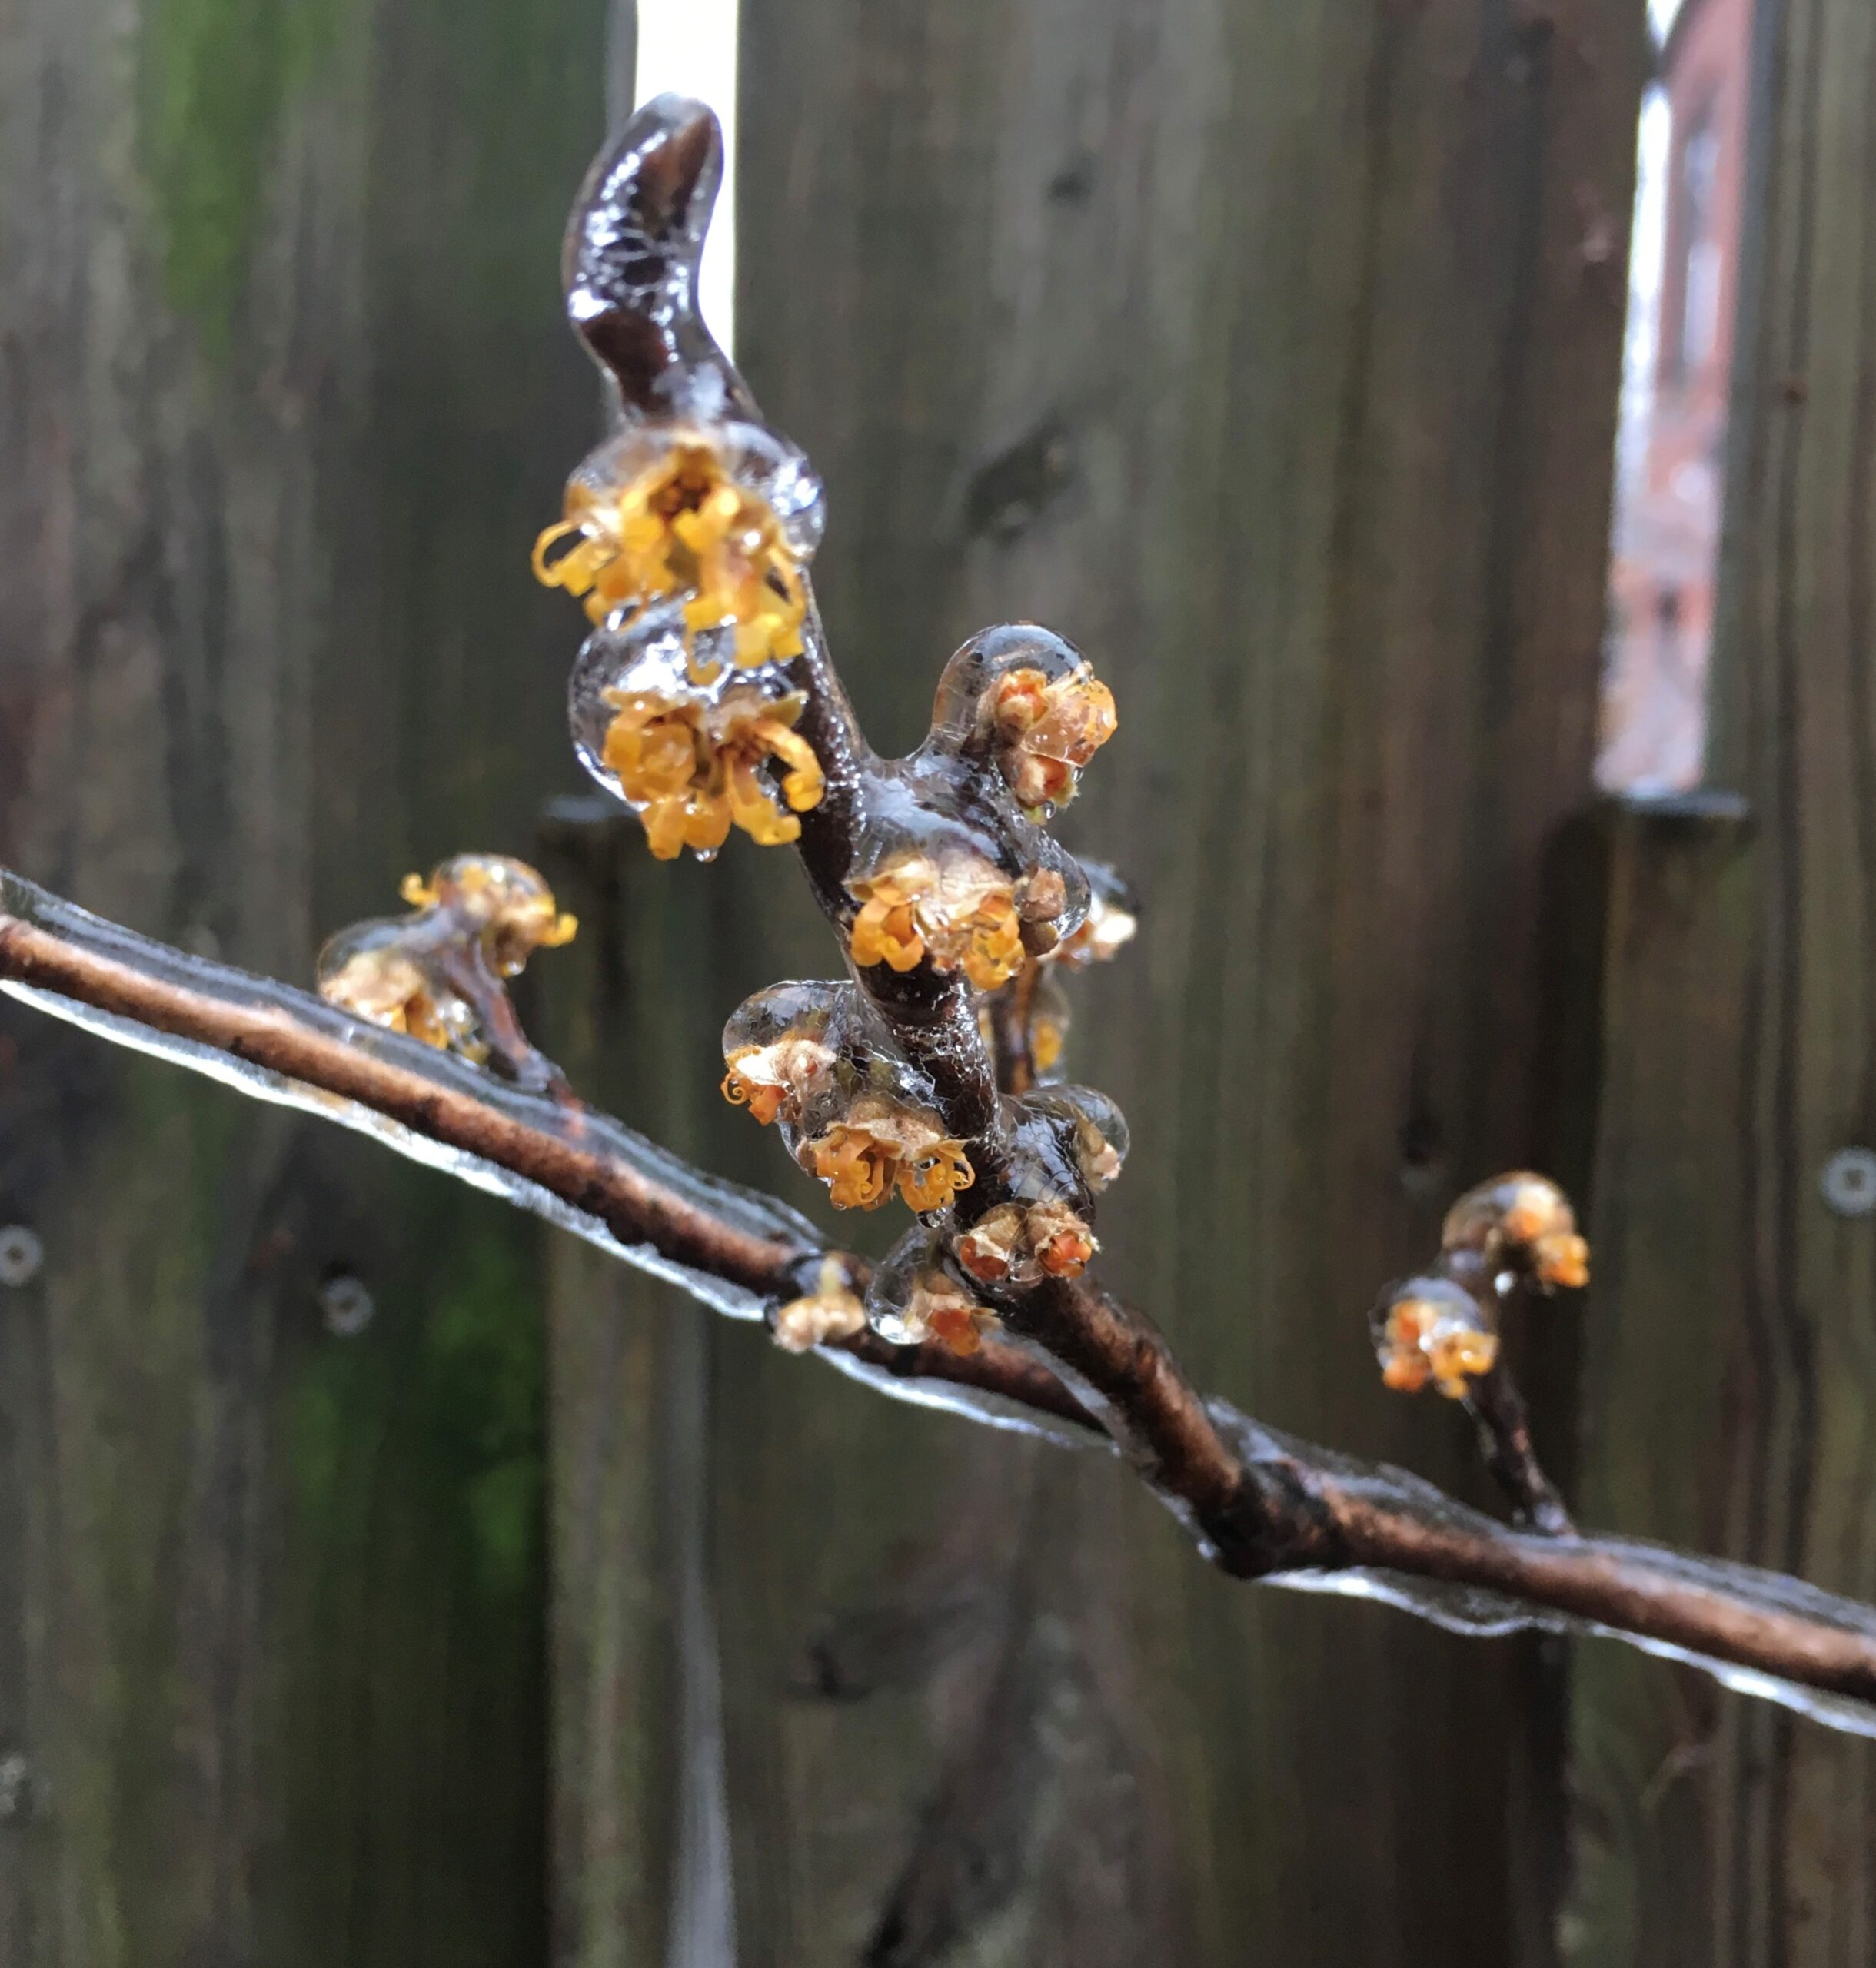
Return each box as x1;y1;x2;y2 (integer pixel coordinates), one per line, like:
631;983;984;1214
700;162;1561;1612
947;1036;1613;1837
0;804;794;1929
0;0;618;1958
1565;0;1876;1957
685;2;1648;1961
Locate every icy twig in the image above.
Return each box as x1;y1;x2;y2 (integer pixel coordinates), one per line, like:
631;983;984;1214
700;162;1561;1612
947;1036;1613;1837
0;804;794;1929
8;867;1876;1735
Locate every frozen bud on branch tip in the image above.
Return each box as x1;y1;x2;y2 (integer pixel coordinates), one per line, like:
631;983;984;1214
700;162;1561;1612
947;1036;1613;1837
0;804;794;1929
773;1258;867;1355
1441;1172;1590;1293
1372;1277;1499;1398
868;1228;1002;1357
1372;1172;1589;1401
720;982;976;1214
316;855;574;1087
570;608;823;862
538;98;832;865
928;623;1117;817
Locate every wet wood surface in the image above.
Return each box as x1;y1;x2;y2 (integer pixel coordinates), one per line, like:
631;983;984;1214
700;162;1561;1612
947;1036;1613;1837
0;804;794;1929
683;2;1645;1962
1565;0;1876;1957
0;0;621;1958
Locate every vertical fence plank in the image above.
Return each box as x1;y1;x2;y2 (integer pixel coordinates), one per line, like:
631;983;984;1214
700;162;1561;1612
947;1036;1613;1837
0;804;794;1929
1566;0;1876;1958
0;0;614;1958
717;2;1644;1961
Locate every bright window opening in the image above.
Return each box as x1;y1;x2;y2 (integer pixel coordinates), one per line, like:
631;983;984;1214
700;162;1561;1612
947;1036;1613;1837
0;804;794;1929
632;0;740;354
1600;0;1755;793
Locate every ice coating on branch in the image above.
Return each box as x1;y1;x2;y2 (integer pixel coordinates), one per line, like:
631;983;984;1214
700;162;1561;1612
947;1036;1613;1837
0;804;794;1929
951;1089;1124;1286
980;968;1073;1079
0;869;819;1309
1022;1084;1129;1192
866;1225;1002;1356
537;97;826;699
316;855;576;1093
568;607;824;860
1210;1402;1876;1738
926;623;1117;819
721;981;975;1213
1049;860;1139;969
1372;1276;1499;1398
1373;1172;1592;1403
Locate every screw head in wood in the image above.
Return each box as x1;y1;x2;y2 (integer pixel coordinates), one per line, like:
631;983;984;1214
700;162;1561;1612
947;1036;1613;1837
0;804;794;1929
1820;1149;1876;1217
0;1227;43;1288
319;1273;375;1336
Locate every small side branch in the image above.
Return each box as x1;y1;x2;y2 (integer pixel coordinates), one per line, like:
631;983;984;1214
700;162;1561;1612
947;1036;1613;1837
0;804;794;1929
1464;1367;1574;1537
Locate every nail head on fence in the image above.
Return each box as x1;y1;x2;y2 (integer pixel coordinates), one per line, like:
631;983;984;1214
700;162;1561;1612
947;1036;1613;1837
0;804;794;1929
0;1227;43;1288
319;1273;375;1336
1820;1149;1876;1217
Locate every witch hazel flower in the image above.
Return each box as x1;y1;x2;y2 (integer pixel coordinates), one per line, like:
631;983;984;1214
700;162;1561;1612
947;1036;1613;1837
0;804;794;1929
569;608;825;862
867;1227;1002;1357
316;855;575;1091
720;982;976;1215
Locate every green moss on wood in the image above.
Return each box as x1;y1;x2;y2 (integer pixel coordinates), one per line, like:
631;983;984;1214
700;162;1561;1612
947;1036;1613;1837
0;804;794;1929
136;0;349;348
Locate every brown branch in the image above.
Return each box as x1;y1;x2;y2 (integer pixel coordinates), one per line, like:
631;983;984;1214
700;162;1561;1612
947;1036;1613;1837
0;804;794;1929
1464;1365;1575;1537
0;890;1092;1435
7;874;1876;1727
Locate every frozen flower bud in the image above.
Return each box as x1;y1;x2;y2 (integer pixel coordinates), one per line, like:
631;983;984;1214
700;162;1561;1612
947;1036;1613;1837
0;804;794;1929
866;1228;1001;1356
926;624;1117;818
1442;1173;1590;1293
773;1259;867;1353
847;850;1031;992
317;856;574;1090
954;1196;1099;1285
800;1091;975;1214
720;980;843;1129
1020;1085;1129;1192
318;928;474;1052
568;609;824;860
1372;1277;1499;1399
396;856;578;974
1049;861;1139;969
534;427;820;672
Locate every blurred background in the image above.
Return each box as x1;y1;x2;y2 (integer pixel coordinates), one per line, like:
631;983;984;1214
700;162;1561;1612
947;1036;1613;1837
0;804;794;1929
2;0;1873;1963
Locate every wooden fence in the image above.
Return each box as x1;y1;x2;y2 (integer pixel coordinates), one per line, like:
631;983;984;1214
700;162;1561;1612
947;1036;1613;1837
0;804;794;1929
0;0;1870;1961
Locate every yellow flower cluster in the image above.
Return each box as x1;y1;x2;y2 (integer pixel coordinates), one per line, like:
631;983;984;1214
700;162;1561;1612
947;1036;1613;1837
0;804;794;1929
533;441;808;672
397;857;577;974
849;854;1026;991
955;1198;1098;1285
1377;1295;1498;1400
603;687;823;859
318;856;576;1065
1442;1174;1591;1292
987;664;1118;809
801;1094;975;1212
